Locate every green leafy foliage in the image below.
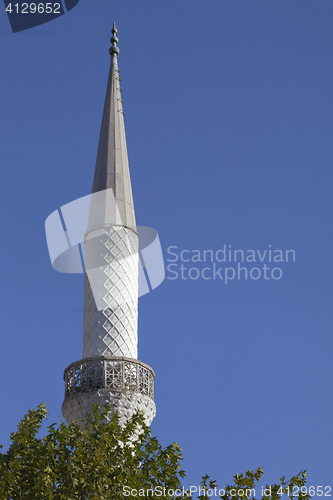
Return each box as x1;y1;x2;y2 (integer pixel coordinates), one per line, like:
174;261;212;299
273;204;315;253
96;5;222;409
0;404;310;500
195;468;310;500
0;403;184;499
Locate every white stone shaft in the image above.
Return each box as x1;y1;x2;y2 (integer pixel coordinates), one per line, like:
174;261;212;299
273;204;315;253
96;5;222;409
83;226;138;359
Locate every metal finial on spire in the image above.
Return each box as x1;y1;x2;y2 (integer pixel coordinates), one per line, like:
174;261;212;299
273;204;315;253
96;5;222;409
109;22;119;57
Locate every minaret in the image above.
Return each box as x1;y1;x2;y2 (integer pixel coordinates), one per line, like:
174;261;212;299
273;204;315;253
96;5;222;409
62;24;156;427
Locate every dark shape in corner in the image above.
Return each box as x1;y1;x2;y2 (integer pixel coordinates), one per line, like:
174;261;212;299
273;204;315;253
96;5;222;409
3;0;80;33
63;0;80;12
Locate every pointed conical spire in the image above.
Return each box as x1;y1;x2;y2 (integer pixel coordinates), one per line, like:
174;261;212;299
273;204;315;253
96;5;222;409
91;23;136;229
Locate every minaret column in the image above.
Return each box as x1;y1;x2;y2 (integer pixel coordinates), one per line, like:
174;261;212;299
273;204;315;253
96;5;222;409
61;24;156;428
83;225;139;359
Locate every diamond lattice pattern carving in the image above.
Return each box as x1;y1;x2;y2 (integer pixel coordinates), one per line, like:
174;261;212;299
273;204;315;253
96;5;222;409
83;226;139;359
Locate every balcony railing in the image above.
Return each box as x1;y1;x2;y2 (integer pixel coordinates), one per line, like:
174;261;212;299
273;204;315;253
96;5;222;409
64;357;155;401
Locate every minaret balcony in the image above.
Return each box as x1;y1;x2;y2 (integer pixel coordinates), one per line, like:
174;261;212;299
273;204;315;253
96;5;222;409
63;356;155;401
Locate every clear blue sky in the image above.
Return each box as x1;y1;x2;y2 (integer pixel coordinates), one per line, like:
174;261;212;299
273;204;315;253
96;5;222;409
0;0;332;492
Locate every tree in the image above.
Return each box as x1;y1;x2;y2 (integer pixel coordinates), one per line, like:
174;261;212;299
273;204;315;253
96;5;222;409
0;404;311;500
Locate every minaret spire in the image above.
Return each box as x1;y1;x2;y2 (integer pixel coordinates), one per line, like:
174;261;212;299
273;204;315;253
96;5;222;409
91;22;136;230
62;25;156;428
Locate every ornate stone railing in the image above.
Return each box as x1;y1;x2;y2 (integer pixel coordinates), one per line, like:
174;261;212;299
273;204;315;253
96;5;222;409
63;357;155;401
